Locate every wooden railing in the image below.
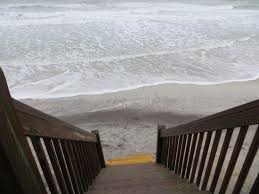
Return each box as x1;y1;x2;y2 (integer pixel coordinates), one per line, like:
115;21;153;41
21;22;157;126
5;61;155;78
156;100;259;194
0;68;105;194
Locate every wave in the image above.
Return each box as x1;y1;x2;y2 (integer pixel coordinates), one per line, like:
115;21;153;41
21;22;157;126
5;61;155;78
11;73;259;100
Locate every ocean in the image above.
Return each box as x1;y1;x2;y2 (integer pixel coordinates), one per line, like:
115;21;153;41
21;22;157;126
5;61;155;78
0;0;259;99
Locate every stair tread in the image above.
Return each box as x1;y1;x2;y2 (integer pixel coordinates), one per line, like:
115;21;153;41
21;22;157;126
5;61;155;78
87;163;211;194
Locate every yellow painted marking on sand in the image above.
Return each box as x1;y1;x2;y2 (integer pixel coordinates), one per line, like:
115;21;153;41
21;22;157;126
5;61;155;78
106;153;155;166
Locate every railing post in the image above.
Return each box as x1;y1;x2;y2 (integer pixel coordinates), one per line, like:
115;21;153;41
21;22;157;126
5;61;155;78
156;125;165;163
0;68;46;194
91;130;106;168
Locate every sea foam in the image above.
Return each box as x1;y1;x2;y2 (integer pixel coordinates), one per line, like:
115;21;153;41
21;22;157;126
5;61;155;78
1;0;259;99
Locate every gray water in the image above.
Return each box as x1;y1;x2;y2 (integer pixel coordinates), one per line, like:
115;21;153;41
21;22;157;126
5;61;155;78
1;0;259;99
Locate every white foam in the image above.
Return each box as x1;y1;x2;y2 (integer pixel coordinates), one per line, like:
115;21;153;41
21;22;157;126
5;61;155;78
1;0;259;99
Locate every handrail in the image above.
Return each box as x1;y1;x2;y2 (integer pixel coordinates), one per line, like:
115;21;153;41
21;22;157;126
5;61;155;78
14;99;97;142
157;99;259;194
161;99;259;137
0;68;105;194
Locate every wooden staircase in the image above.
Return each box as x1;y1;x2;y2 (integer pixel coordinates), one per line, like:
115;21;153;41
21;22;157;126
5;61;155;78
0;67;258;194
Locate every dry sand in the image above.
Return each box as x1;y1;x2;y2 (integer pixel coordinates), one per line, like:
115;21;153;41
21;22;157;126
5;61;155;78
21;78;259;159
20;79;259;193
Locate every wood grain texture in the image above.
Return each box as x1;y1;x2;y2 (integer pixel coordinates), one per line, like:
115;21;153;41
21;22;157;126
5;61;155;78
0;68;46;194
14;100;96;142
161;100;259;137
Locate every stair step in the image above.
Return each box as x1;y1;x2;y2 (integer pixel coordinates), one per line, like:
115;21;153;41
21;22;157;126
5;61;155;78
87;163;211;194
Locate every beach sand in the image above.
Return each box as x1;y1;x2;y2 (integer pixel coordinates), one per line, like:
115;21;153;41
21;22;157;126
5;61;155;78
20;78;259;159
20;79;259;193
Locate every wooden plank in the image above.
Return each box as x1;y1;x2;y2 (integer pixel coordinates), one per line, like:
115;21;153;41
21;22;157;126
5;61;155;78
67;141;85;193
92;143;101;173
175;135;183;174
52;139;75;194
190;132;204;183
0;142;24;194
181;134;192;178
71;141;89;191
201;130;222;190
60;140;81;194
79;142;93;183
156;125;164;163
219;126;249;194
86;163;210;194
44;138;69;194
177;134;187;175
250;173;259;194
77;142;91;186
161;99;259;137
30;136;59;194
15;100;96;142
0;68;46;194
164;137;169;168
196;131;212;186
160;138;165;165
186;133;197;179
171;136;178;171
233;126;259;193
85;142;98;178
167;137;173;170
210;128;233;193
92;130;106;168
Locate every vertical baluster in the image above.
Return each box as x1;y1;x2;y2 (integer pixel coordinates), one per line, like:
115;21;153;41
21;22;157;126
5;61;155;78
168;137;173;169
233;126;259;193
52;139;75;194
0;69;46;194
87;142;98;177
196;131;212;186
72;141;89;190
186;133;197;179
190;132;204;183
67;141;85;193
210;128;233;193
219;126;248;194
164;137;169;168
250;173;259;194
92;143;102;172
92;130;106;168
60;140;81;194
156;126;164;164
201;130;222;190
175;135;183;174
89;143;99;176
30;136;59;194
178;134;187;175
160;138;165;165
86;142;97;178
68;141;88;192
79;142;93;185
169;136;175;170
181;134;192;178
171;136;179;171
44;138;69;194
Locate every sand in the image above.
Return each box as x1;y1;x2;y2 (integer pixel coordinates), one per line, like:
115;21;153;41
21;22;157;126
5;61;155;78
19;79;259;193
20;78;259;160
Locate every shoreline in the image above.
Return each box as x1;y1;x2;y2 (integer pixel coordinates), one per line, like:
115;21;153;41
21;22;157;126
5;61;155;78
13;76;259;100
21;78;259;159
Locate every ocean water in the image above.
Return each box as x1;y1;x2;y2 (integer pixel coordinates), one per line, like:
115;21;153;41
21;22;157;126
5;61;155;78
0;0;259;99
